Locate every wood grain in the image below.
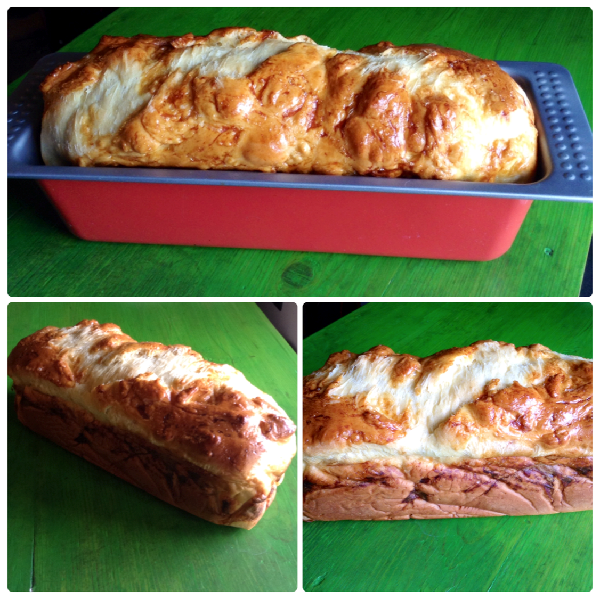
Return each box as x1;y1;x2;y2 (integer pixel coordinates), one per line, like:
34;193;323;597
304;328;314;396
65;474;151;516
7;7;592;297
7;302;298;592
302;301;592;592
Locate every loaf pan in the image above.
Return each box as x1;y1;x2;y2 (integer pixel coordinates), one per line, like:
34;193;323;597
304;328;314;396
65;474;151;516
7;53;593;261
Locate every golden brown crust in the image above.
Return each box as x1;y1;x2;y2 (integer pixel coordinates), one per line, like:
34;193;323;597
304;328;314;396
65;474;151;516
304;341;593;456
7;325;80;388
304;457;593;520
94;375;294;475
303;398;410;447
40;28;537;182
441;367;593;452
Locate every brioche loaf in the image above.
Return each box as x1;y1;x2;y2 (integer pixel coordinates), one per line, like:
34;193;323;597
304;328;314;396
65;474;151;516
303;342;592;521
8;320;296;529
41;28;537;182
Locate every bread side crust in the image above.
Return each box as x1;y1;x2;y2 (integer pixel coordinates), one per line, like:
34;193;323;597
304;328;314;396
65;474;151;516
303;457;592;521
15;385;277;528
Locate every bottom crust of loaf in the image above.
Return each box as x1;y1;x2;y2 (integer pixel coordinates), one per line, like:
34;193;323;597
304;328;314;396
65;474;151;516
303;457;592;521
15;385;278;529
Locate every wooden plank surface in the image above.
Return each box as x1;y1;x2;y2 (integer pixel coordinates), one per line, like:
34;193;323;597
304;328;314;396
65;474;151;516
7;7;592;297
7;302;298;592
302;301;592;592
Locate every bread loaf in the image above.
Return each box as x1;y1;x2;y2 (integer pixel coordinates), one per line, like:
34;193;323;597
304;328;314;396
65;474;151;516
8;320;296;529
41;28;537;182
303;342;592;520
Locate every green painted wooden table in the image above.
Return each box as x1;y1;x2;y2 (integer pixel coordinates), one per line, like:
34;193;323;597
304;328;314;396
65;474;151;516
7;7;592;297
303;301;592;592
7;302;297;592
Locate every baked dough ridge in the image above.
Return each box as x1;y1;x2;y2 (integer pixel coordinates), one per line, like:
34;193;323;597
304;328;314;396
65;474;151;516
40;28;538;182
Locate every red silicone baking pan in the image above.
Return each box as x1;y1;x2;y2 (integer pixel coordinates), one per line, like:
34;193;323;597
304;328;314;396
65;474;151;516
8;53;593;261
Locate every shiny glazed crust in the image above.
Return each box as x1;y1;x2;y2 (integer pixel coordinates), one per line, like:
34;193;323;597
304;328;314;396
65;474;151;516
41;28;537;182
303;342;592;520
8;320;296;529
